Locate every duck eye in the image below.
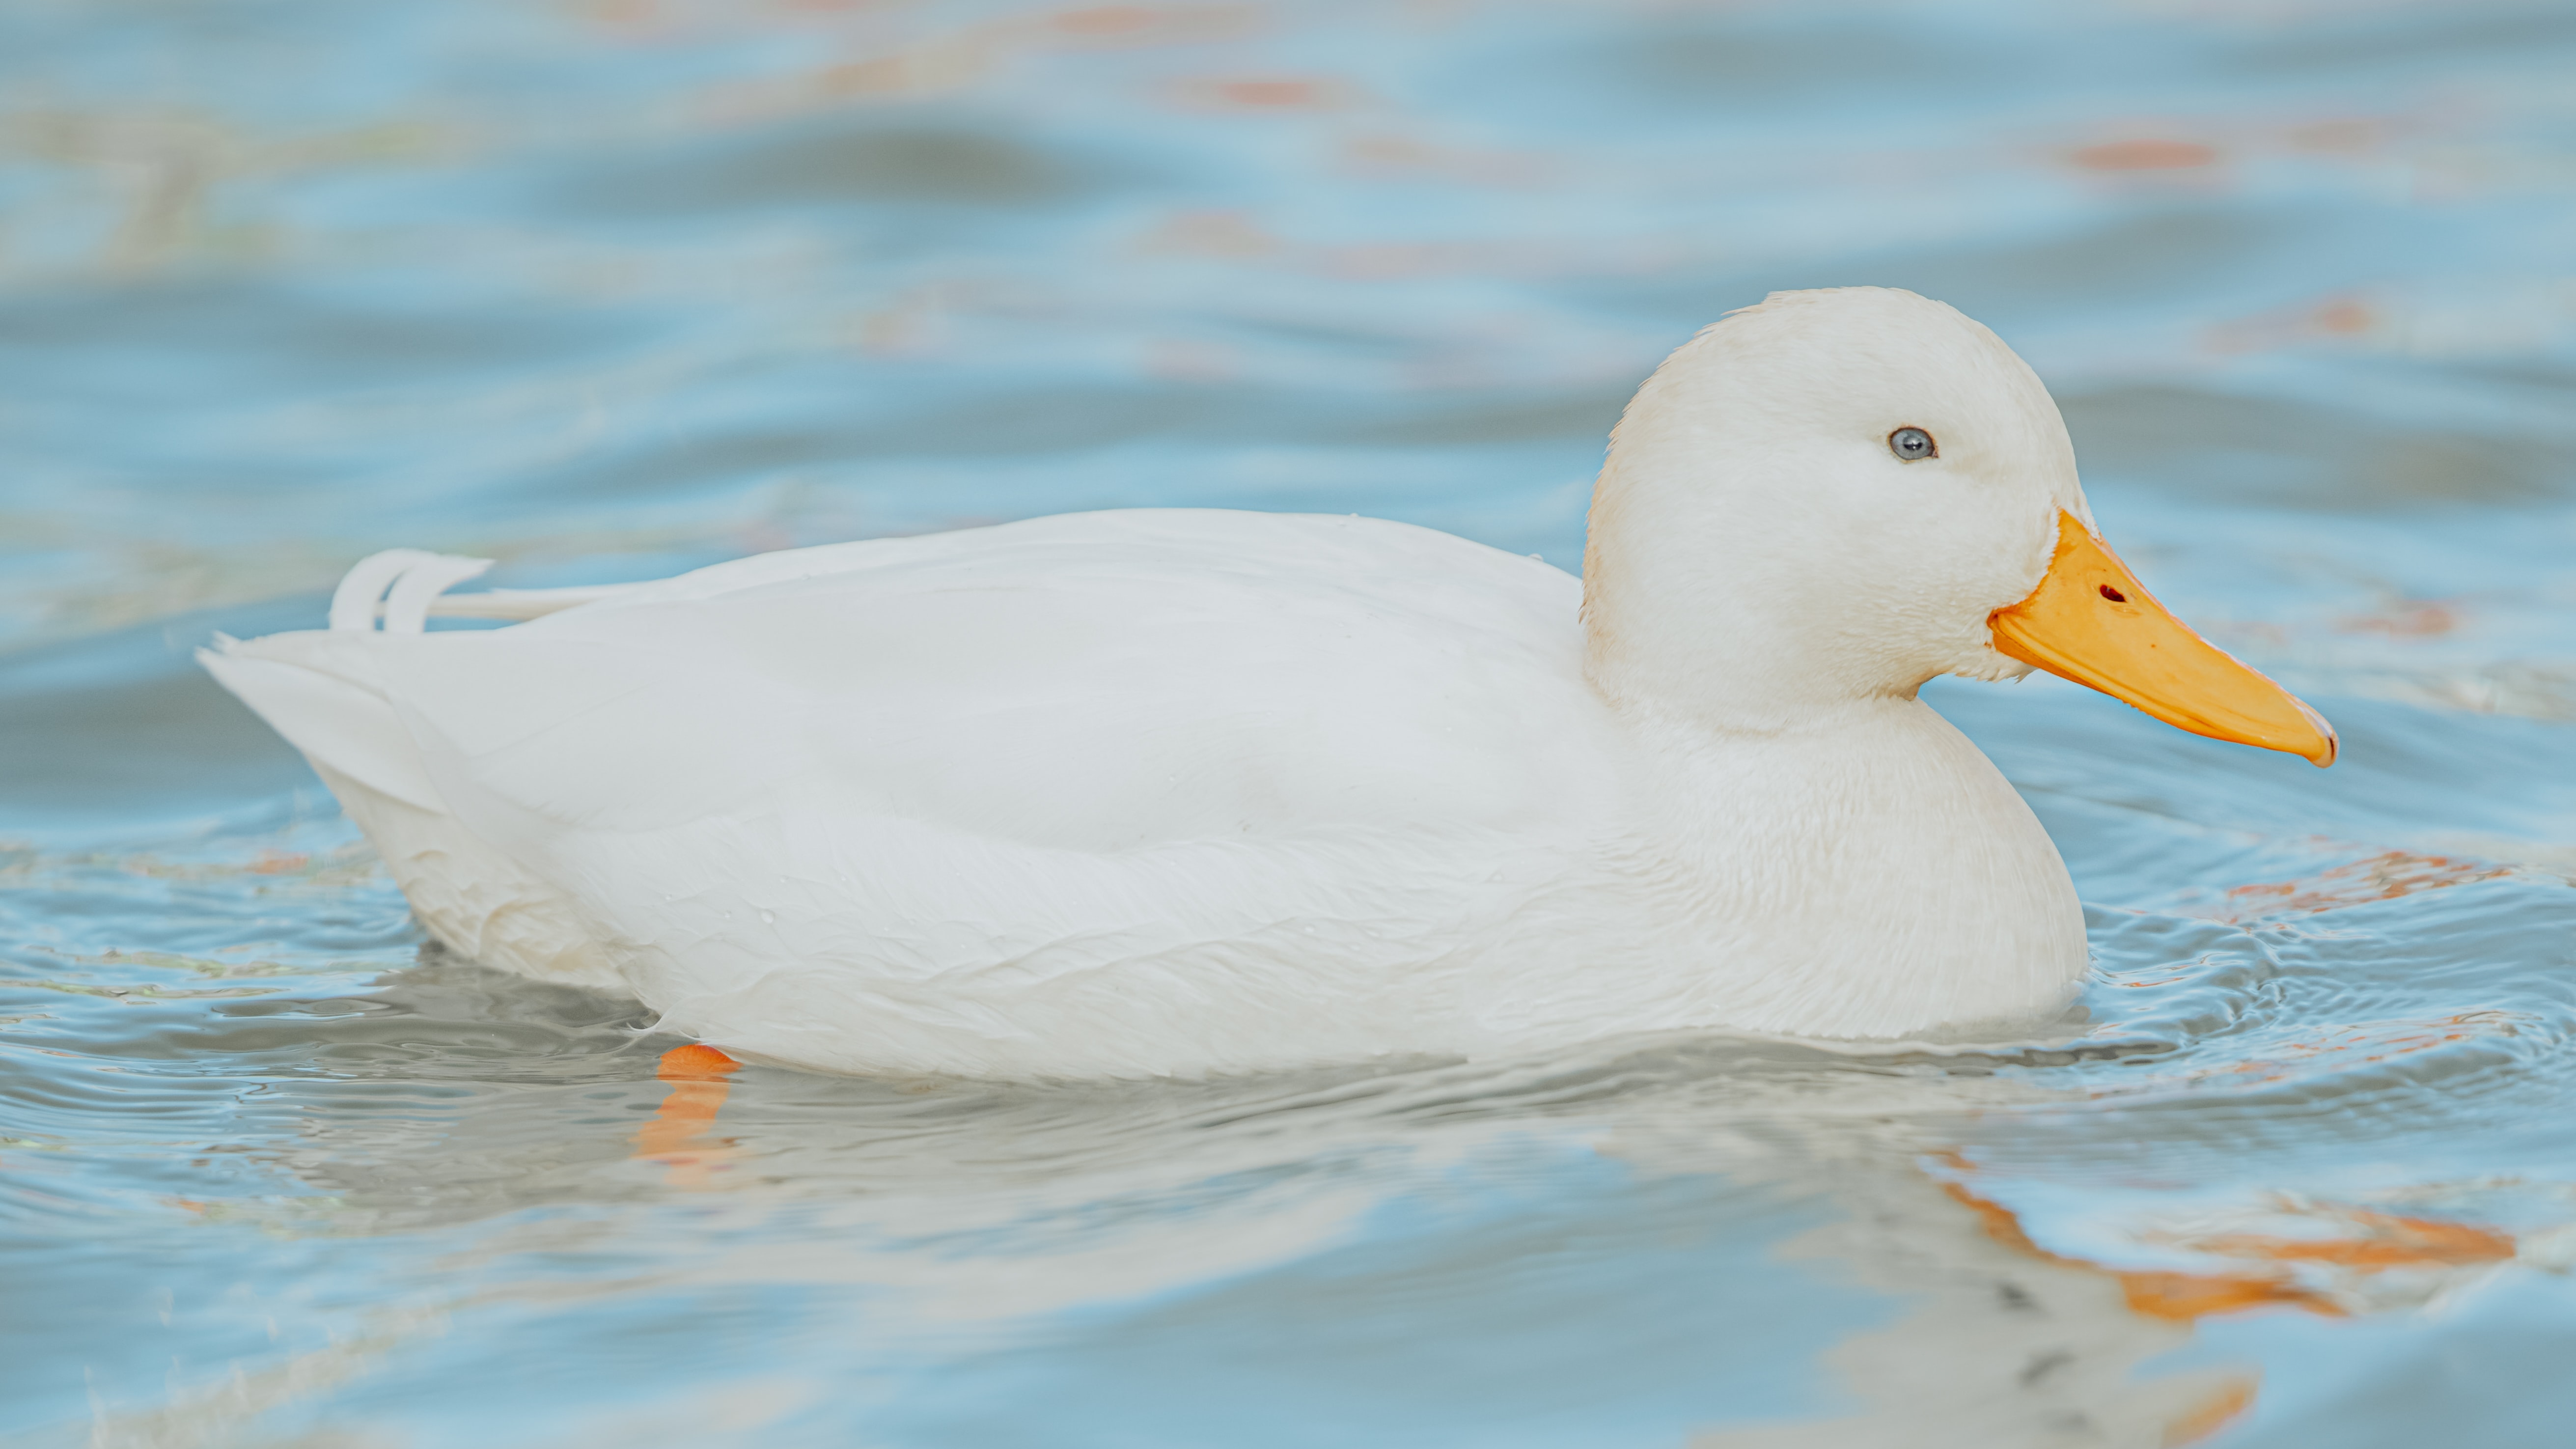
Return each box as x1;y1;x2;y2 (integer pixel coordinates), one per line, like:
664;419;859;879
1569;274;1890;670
1888;426;1936;461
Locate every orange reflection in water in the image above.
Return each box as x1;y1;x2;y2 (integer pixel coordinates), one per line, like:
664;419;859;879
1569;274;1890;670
632;1044;742;1190
1170;75;1354;110
2211;849;2509;921
2336;598;2462;639
2184;1207;2516;1273
1938;1175;2345;1325
2070;139;2221;172
1944;1170;2517;1320
1935;1155;2520;1444
2162;1376;2260;1449
2207;291;2382;354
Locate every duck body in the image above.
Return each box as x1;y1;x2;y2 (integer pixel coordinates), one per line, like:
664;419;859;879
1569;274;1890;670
208;505;2082;1077
213;287;2344;1078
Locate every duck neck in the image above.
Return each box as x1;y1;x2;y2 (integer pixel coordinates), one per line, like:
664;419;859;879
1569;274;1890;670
1581;453;1936;735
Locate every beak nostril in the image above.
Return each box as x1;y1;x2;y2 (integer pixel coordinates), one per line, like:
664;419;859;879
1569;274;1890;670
2098;585;2128;604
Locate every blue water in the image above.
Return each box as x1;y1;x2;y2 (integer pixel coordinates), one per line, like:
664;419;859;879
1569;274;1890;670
8;1;2576;1444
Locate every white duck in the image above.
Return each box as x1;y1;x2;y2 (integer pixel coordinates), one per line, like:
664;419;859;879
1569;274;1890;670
204;287;2334;1078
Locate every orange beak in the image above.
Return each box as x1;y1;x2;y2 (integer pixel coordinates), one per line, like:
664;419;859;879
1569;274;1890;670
1989;510;2337;767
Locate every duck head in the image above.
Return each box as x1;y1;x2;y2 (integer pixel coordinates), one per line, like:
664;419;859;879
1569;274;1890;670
1581;286;2334;765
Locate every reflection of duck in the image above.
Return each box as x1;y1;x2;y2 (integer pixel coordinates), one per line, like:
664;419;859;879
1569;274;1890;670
607;1035;2529;1448
1695;1152;2527;1449
96;960;2556;1449
203;287;2335;1077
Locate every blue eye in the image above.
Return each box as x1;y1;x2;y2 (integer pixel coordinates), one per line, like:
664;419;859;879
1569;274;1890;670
1889;427;1936;461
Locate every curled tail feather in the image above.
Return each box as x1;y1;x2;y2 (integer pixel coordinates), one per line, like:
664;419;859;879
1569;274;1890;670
328;548;633;631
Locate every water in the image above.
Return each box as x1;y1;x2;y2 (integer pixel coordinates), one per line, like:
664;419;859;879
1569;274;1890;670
6;0;2576;1443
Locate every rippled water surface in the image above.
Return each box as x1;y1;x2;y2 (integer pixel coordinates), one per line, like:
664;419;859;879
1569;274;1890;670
9;1;2576;1444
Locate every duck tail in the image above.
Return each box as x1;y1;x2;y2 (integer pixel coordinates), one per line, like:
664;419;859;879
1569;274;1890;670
325;549;637;632
200;549;635;807
327;549;492;632
198;627;443;813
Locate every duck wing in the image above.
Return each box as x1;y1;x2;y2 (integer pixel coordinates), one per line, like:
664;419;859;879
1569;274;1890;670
210;510;1621;1074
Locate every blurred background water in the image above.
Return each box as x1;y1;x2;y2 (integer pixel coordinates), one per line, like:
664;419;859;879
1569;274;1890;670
6;0;2576;1444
